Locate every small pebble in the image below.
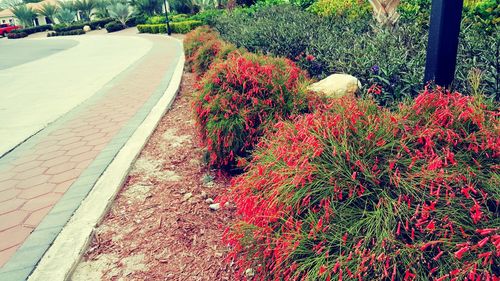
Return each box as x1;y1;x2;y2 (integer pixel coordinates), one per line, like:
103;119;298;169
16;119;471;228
209;203;220;211
205;198;214;204
200;191;208;199
183;192;193;201
245;268;255;277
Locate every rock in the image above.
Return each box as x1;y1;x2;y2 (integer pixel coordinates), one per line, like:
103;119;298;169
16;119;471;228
245;268;255;277
83;25;91;32
205;198;214;204
200;191;208;199
209;203;220;211
182;192;193;201
308;74;361;98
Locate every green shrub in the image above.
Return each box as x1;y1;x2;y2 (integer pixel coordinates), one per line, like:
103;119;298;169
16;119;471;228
189;9;224;25
158;24;167;33
150;24;160;33
53;22;87;32
146;15;165;24
89;18;113;29
12;24;52;35
105;21;125;33
464;0;500;30
7;32;28;39
308;0;371;20
225;89;500;280
47;29;85;37
137;24;151;33
126;15;147;27
170;20;203;34
171;14;189;22
213;4;499;105
193;52;313;169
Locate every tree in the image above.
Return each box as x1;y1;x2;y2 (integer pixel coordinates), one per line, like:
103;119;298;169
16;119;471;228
55;8;75;23
73;0;95;21
11;4;36;27
38;2;58;23
368;0;401;28
93;0;112;18
129;0;161;16
107;2;133;25
0;0;22;9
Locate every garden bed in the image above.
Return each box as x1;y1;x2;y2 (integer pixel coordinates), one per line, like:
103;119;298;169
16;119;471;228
71;71;236;280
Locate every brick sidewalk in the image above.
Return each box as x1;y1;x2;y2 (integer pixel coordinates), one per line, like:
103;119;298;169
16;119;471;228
0;34;182;277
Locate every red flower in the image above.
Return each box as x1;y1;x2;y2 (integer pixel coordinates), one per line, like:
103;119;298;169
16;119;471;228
454;246;470;260
306;54;315;61
319;265;327;276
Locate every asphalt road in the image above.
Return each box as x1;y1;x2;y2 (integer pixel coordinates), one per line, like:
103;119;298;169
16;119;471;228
0;38;79;70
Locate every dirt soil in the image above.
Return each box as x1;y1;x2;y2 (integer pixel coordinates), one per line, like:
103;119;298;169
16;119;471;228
71;71;236;281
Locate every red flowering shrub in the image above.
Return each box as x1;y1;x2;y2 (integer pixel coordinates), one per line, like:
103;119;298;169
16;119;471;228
224;88;500;280
184;26;240;76
194;52;313;169
184;26;218;69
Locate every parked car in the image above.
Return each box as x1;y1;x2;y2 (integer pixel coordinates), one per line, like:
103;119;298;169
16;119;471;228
0;24;21;37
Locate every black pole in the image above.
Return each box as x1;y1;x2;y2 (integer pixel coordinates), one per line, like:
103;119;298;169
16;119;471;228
164;0;172;36
424;0;464;87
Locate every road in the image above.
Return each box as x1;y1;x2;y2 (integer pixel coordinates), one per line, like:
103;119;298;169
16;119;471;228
0;39;78;70
0;36;153;156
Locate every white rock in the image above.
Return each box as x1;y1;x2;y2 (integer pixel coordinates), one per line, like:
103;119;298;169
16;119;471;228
83;25;91;32
182;192;193;201
245;268;255;277
308;74;361;98
209;203;220;211
205;198;214;204
200;191;208;199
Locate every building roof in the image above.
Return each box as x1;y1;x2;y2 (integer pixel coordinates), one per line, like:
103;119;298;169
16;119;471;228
0;0;60;18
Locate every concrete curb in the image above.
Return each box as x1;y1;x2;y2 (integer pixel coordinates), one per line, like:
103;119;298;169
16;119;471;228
27;49;185;281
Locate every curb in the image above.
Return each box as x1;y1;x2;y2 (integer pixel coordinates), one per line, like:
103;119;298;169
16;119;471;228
26;47;185;281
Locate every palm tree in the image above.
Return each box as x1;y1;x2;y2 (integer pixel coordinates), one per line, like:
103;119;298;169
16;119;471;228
368;0;400;28
73;0;95;21
107;2;133;26
93;0;112;18
58;0;77;12
38;3;59;23
0;0;22;9
55;8;75;23
129;0;161;16
11;4;36;27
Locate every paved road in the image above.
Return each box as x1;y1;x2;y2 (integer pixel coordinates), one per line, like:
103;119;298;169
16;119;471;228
0;39;78;70
0;36;153;156
0;31;182;280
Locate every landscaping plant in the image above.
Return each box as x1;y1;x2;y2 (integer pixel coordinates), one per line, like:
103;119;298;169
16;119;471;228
105;21;125;32
193;52;313;169
223;88;500;280
213;4;499;105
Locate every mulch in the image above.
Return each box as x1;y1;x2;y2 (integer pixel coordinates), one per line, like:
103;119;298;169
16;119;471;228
79;71;238;280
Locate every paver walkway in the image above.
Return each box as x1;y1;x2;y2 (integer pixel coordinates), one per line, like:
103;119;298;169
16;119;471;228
0;32;182;280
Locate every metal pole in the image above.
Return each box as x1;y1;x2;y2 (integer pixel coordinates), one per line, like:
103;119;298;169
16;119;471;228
424;0;464;87
164;0;172;36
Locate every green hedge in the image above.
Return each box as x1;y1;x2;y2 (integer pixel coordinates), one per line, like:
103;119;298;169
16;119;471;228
47;29;85;37
137;20;202;34
53;22;87;32
171;20;203;33
7;32;28;39
53;18;114;33
105;21;125;33
11;24;52;35
89;18;113;29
